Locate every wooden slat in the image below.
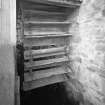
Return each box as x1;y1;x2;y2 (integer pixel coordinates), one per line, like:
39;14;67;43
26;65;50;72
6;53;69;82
24;46;66;57
24;66;71;82
24;0;81;8
24;27;67;34
24;17;66;23
24;22;69;27
21;1;66;12
24;34;72;38
23;9;65;15
23;11;67;22
24;56;69;70
24;21;72;24
24;51;66;60
23;73;68;91
24;31;68;36
23;37;66;47
24;61;68;71
24;25;68;35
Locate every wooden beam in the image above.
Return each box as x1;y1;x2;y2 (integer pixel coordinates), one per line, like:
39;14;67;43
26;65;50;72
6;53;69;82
23;36;66;47
24;66;71;82
24;21;72;24
23;9;65;15
24;0;81;8
24;34;72;38
24;31;67;36
24;51;66;60
23;74;68;91
24;56;69;68
24;46;66;57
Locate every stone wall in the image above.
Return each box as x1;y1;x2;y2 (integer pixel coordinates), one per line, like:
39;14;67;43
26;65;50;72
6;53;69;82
65;0;105;105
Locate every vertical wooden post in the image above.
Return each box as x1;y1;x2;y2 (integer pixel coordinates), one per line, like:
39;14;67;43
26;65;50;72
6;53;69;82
0;0;16;105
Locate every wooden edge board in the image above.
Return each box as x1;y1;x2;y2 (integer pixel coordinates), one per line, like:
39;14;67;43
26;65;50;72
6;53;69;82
24;21;72;24
24;66;72;82
23;73;68;91
24;46;66;56
23;9;66;15
24;51;66;60
24;61;69;71
23;34;72;38
24;56;69;68
24;0;81;8
24;32;67;36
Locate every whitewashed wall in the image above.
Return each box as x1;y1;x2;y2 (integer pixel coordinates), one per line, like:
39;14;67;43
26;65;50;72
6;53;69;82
65;0;105;105
0;0;16;105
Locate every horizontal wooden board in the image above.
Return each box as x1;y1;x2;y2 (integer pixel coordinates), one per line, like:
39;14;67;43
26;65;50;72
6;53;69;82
24;56;69;71
24;17;66;23
24;56;68;67
23;73;68;91
24;26;68;35
21;1;67;12
23;9;66;15
24;21;71;25
23;10;67;22
24;51;66;60
24;46;66;57
24;34;72;38
24;65;71;82
24;61;68;71
24;23;69;29
23;0;81;8
23;37;67;47
24;32;68;36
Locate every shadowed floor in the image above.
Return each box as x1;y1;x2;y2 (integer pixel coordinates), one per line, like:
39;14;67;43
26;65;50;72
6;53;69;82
21;83;80;105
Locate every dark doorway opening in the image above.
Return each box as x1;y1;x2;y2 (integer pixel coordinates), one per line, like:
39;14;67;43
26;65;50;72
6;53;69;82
21;83;80;105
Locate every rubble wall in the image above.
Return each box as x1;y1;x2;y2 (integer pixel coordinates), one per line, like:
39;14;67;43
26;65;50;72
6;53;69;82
65;0;105;105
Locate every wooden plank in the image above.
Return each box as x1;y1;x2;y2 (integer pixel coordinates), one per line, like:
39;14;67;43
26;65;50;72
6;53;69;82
24;61;68;71
23;74;68;91
24;56;69;69
24;22;69;27
24;26;68;34
24;34;72;38
24;66;71;82
23;9;65;15
24;31;68;36
24;17;66;23
24;25;68;35
23;37;66;47
24;46;66;57
24;0;81;8
24;51;66;60
24;21;72;24
23;10;67;22
21;1;66;12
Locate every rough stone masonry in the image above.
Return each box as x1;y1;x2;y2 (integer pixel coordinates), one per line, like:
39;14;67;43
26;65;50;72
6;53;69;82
65;0;105;105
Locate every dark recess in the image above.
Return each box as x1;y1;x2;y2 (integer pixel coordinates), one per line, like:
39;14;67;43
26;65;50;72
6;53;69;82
21;83;80;105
